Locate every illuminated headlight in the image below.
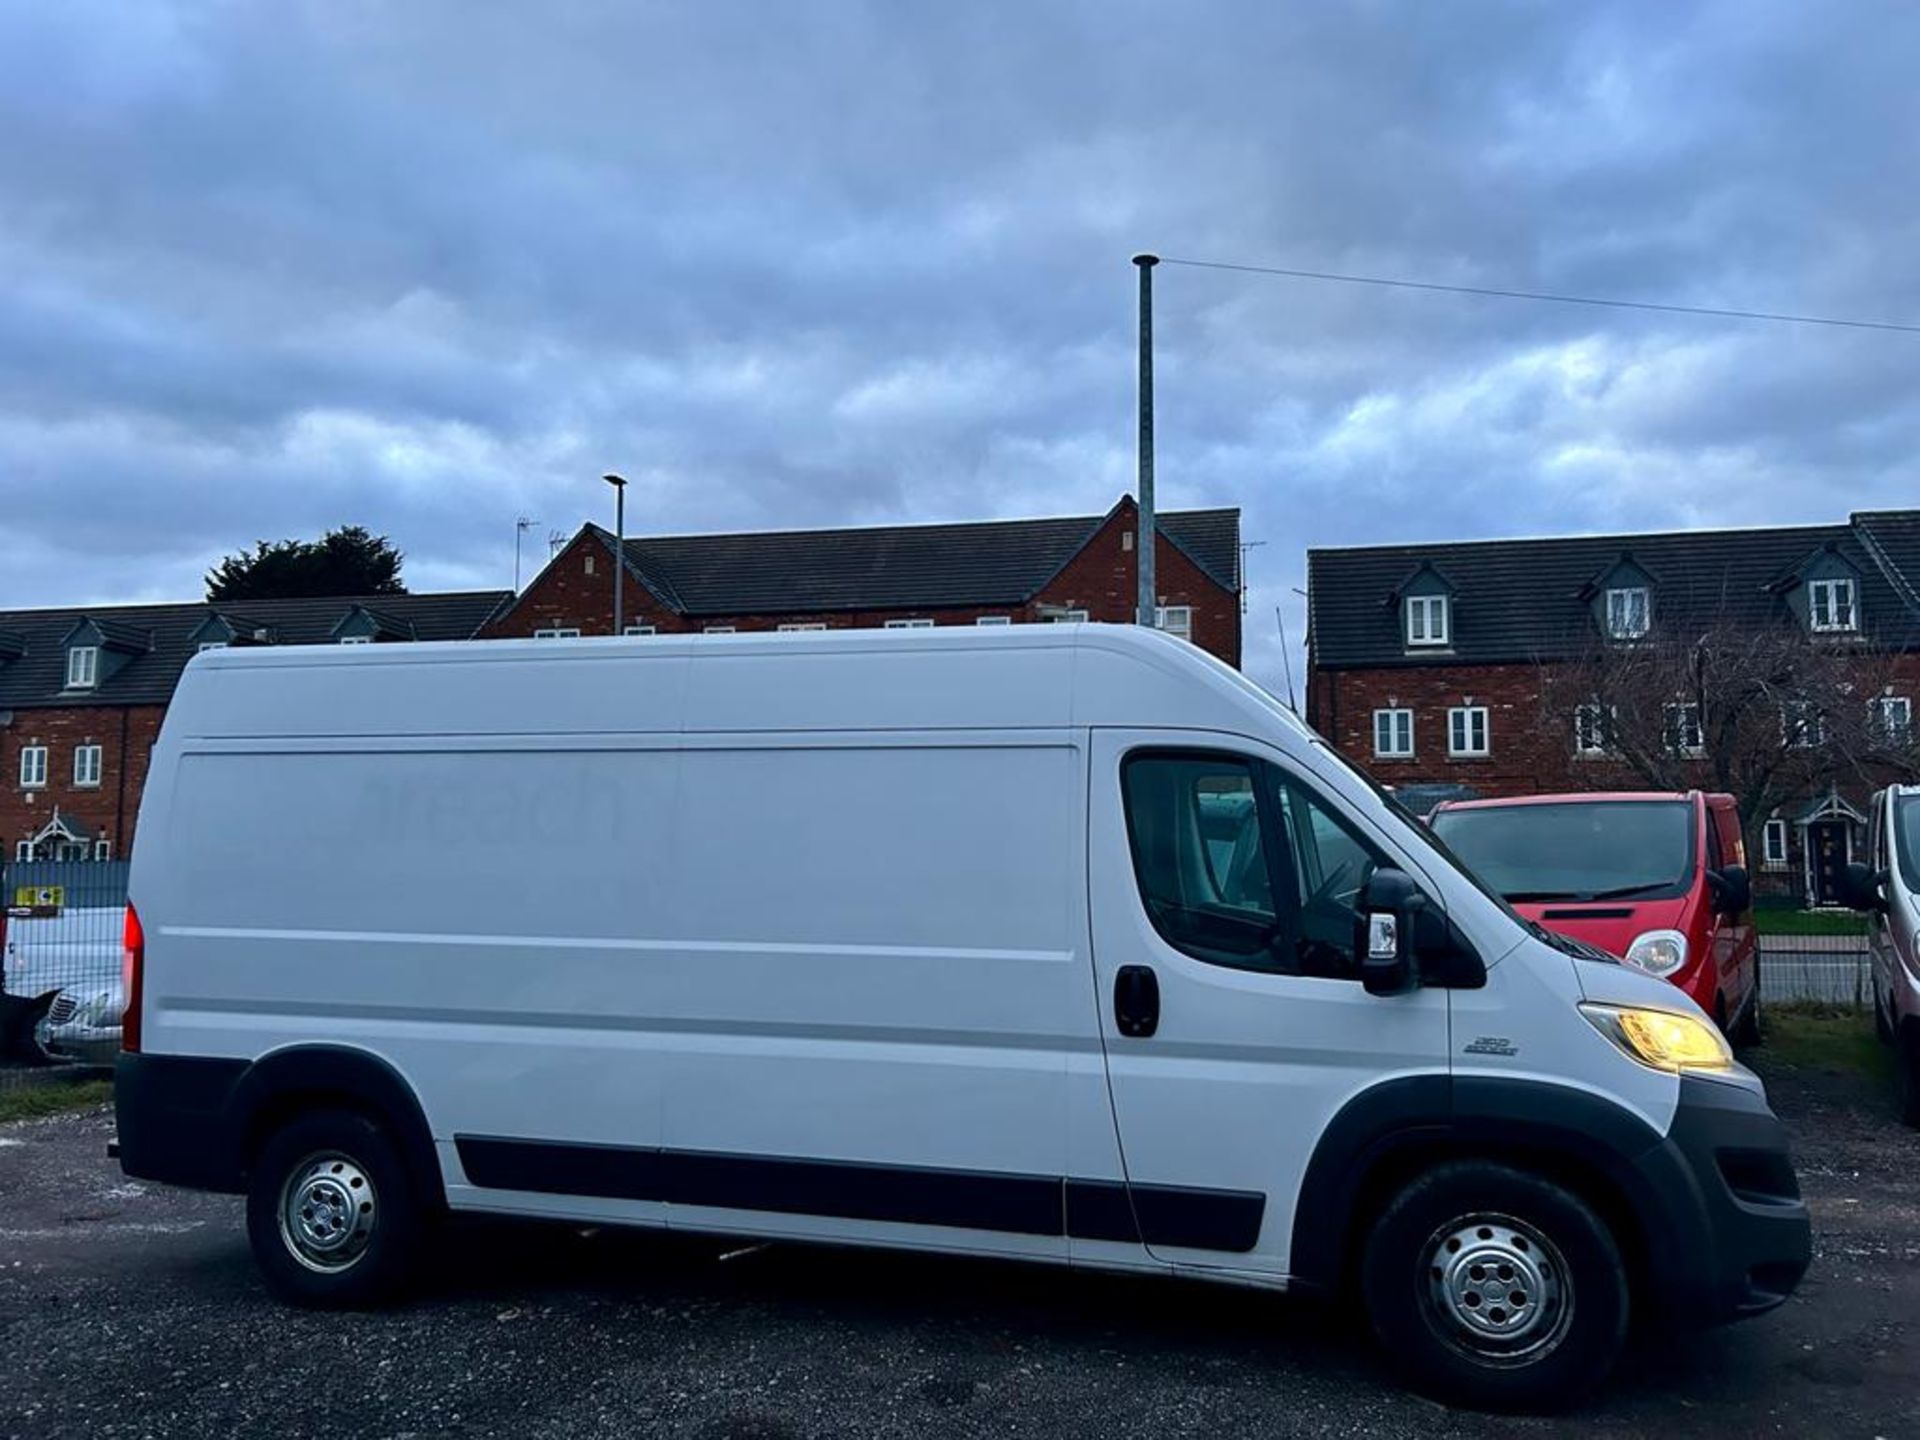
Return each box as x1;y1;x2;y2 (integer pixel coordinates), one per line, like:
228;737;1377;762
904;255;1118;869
1581;1003;1732;1072
1623;929;1688;977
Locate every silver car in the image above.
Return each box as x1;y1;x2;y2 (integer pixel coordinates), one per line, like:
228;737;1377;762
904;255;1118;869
1850;785;1920;1126
1;905;123;1059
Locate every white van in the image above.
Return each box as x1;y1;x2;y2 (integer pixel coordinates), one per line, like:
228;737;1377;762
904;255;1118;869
115;626;1808;1409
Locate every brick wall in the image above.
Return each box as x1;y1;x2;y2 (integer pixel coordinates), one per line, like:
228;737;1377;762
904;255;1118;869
1309;662;1661;795
1313;654;1920;902
0;705;165;859
486;502;1243;668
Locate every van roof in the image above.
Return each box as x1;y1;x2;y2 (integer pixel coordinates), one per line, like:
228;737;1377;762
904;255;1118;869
170;622;1309;744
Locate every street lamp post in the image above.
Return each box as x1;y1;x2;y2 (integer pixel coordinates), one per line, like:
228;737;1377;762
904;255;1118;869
514;516;539;592
1132;253;1158;629
603;473;628;635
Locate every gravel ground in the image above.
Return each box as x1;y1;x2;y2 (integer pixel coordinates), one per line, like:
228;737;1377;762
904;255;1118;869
2;1050;1917;1440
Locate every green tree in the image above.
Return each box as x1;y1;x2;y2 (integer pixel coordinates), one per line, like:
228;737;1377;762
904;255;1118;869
205;526;406;600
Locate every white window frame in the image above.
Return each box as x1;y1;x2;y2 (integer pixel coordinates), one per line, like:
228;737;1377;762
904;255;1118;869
1663;701;1705;757
1405;594;1449;648
532;627;582;639
197;640;229;653
338;634;374;645
777;623;827;633
1604;586;1650;640
1046;609;1090;624
974;616;1011;626
66;645;99;688
93;838;112;861
1447;706;1489;758
19;745;48;789
1762;819;1789;870
884;618;935;629
14;840;31;862
1372;708;1414;759
1870;694;1912;744
1154;605;1193;642
622;624;656;636
1808;577;1857;632
1573;702;1614;757
73;744;103;788
703;625;737;635
1782;701;1827;749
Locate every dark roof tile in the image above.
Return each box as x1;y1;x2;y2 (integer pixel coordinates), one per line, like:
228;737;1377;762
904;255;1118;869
0;590;513;709
1309;513;1920;669
604;502;1240;617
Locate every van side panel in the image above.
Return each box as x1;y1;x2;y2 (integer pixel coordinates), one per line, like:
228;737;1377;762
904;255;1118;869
146;739;684;1225
645;734;1100;1257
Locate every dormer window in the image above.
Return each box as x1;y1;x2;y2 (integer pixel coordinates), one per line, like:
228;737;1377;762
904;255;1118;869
1406;594;1449;647
1808;577;1856;632
66;645;99;689
1604;587;1649;639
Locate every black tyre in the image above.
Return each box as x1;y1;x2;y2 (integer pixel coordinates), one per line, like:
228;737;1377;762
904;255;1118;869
1874;986;1894;1046
247;1109;424;1308
1897;1024;1920;1130
1361;1161;1629;1412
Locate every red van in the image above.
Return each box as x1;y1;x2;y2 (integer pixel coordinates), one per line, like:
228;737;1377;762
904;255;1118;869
1429;791;1759;1040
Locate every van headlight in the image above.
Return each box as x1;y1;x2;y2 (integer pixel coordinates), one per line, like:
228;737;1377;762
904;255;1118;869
1581;1003;1731;1072
1623;929;1688;977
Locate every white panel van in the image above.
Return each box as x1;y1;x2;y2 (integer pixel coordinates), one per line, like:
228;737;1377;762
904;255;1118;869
115;625;1808;1410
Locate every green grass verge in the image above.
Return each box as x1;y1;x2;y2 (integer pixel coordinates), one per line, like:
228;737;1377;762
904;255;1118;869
1762;1004;1894;1084
0;1077;113;1125
1752;909;1868;936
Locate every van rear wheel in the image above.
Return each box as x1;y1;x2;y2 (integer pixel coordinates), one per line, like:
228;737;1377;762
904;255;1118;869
1361;1161;1628;1412
247;1109;422;1307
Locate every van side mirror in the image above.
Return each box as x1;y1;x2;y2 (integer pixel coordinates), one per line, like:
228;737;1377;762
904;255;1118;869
1840;861;1888;914
1357;867;1422;997
1707;863;1751;917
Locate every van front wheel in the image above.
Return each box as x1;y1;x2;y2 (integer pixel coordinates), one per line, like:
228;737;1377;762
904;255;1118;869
246;1109;422;1308
1361;1161;1629;1412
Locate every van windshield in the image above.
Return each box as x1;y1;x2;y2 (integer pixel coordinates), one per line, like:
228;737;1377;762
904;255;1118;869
1897;796;1920;895
1429;800;1696;903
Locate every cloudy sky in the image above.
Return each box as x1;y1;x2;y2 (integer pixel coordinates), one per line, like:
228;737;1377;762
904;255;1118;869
3;1;1917;698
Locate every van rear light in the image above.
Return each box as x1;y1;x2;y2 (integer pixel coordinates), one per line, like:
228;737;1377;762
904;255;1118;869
122;903;144;1054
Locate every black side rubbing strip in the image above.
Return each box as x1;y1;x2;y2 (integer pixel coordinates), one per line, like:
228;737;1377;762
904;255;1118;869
457;1137;1264;1252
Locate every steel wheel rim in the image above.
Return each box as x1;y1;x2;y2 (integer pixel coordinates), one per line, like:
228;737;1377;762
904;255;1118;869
278;1151;378;1273
1420;1211;1574;1366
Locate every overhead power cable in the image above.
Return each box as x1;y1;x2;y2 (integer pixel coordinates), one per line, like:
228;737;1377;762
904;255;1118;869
1156;256;1920;335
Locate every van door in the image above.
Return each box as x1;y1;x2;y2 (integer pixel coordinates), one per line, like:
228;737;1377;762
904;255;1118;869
1704;803;1753;1019
1088;732;1452;1275
653;734;1098;1259
1867;792;1894;1019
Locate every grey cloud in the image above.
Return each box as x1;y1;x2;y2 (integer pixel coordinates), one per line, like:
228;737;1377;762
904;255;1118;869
2;0;1918;698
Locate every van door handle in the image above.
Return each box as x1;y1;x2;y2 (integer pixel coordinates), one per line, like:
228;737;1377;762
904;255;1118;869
1114;965;1160;1038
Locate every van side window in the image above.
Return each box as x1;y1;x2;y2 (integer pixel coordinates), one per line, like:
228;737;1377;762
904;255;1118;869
1270;772;1386;979
1121;753;1382;979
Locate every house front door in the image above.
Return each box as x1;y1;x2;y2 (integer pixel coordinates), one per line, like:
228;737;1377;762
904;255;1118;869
1808;819;1851;907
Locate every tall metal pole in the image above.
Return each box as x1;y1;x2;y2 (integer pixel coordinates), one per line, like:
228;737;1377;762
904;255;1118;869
1132;253;1159;628
514;516;537;591
604;474;628;635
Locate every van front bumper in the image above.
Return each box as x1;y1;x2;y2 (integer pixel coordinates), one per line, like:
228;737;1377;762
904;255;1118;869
1637;1074;1811;1324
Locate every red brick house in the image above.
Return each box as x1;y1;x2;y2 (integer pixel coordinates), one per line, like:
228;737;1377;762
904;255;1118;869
0;591;512;862
1307;510;1920;905
486;495;1244;669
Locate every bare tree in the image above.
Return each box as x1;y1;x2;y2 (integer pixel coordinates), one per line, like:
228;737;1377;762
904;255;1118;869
1538;606;1919;848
